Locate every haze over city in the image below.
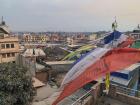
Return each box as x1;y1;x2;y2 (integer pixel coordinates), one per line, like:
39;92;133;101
1;0;140;32
1;0;140;105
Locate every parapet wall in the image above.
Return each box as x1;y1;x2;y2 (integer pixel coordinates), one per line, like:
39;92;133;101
46;61;74;73
115;92;140;105
108;84;140;105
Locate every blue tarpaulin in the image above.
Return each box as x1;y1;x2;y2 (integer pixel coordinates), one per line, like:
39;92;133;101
104;31;122;44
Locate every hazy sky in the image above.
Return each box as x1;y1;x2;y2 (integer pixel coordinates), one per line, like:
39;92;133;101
0;0;140;32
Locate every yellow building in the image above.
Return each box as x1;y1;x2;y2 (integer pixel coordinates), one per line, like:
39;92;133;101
23;34;49;43
0;18;19;63
89;34;97;41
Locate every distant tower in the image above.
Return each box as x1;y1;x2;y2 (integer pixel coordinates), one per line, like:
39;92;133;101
0;16;10;34
112;17;118;31
1;16;6;25
138;24;140;29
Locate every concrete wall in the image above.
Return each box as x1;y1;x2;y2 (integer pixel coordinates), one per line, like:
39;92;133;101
79;83;102;105
51;63;72;73
36;71;49;83
46;61;74;73
115;92;140;105
91;83;102;105
17;54;36;76
55;83;140;105
83;96;94;105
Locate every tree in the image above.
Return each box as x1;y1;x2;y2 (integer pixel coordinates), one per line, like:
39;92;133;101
0;63;36;105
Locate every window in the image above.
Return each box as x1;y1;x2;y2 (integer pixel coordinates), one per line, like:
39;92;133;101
2;54;6;58
6;44;10;48
1;44;5;49
11;44;14;48
11;53;15;57
7;53;10;57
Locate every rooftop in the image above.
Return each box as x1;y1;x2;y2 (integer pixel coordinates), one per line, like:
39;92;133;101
110;76;132;86
35;63;45;71
116;63;140;75
131;40;140;48
46;61;74;65
23;48;46;57
0;36;19;42
32;77;45;88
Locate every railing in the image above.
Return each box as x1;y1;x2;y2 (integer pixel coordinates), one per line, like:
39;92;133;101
114;84;140;98
71;89;92;105
71;84;140;105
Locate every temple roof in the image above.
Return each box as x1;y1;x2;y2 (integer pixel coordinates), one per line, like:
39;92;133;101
0;17;10;34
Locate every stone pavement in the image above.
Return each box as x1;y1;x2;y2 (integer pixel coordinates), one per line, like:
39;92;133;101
32;91;60;105
32;83;59;105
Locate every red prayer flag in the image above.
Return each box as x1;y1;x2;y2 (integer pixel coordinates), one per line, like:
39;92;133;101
53;48;140;105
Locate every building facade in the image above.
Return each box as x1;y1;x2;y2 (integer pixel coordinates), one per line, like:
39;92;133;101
130;24;140;40
0;18;19;63
110;63;140;95
23;34;50;43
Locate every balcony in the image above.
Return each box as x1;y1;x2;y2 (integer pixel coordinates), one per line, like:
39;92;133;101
0;36;19;43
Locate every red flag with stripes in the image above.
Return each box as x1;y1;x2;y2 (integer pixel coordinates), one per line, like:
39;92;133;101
53;48;140;105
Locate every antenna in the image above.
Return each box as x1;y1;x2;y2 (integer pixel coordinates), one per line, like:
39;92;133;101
2;16;3;22
138;24;140;29
1;16;5;25
114;16;116;22
112;16;118;31
111;17;118;47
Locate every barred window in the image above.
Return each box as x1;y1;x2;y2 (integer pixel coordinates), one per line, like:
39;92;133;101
6;44;10;48
11;44;14;48
2;54;6;58
1;44;5;49
7;53;10;57
11;53;15;57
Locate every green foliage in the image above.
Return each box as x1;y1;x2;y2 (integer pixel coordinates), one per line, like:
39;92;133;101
0;63;36;105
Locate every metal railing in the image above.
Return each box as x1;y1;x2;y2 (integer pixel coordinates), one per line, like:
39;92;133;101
71;89;92;105
114;84;140;98
71;84;140;105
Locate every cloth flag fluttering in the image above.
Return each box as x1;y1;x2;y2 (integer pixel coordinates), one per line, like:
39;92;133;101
53;31;134;105
62;31;133;86
53;48;140;105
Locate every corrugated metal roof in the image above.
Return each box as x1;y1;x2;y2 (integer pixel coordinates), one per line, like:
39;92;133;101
131;40;140;48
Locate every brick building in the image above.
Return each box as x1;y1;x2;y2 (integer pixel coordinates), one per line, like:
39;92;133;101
0;18;19;63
